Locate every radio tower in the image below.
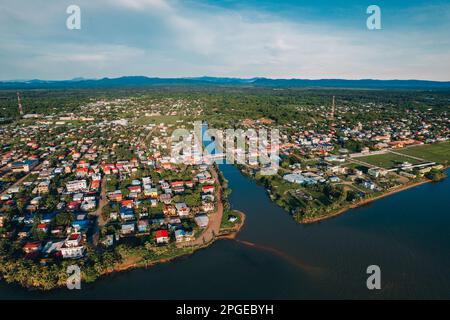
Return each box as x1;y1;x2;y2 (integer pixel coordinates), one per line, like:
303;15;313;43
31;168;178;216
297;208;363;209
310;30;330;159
327;95;337;135
327;96;336;121
17;92;24;116
331;96;335;120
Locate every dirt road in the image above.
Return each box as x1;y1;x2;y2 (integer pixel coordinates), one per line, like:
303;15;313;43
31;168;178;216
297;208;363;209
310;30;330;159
92;176;108;227
179;166;224;247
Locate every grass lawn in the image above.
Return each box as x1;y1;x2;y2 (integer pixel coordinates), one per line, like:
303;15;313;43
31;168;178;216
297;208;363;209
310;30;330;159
396;141;450;165
357;153;422;169
220;210;242;229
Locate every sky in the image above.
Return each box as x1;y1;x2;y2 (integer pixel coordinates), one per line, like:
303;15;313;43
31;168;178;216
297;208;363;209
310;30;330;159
0;0;450;81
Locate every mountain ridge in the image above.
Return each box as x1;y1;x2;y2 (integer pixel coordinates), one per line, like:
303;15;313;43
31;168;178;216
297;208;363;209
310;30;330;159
1;76;450;89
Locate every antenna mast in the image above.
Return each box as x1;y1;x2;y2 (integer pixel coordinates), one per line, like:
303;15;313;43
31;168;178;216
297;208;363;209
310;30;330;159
327;96;336;121
17;92;24;116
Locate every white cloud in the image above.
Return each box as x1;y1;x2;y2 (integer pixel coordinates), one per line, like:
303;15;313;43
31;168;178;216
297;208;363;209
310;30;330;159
0;0;449;80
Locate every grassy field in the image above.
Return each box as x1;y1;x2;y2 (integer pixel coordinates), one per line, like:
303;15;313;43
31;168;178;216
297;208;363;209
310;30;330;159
220;210;242;229
356;153;422;169
396;141;450;165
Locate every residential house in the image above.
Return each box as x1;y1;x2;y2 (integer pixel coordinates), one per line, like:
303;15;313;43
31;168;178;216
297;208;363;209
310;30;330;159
163;204;177;216
23;241;42;254
0;214;5;227
201;185;215;194
36;223;49;234
155;229;170;244
120;207;135;221
66;180;87;193
108;190;123;202
175;202;190;217
202;201;215;212
11;159;39;173
368;168;388;178
121;222;135;235
137;219;149;233
128;185;142;194
37;180;50;194
361;180;377;190
194;215;209;228
159;193;172;204
174;229;194;242
144;186;158;198
60;233;85;259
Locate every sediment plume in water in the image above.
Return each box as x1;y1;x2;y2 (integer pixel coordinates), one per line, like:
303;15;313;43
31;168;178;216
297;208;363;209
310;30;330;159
235;239;325;275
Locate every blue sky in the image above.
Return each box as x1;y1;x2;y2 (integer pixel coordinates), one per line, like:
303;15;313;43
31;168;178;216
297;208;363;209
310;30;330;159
1;0;449;80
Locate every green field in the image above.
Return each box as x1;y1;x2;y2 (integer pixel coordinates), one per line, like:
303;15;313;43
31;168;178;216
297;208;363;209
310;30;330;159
356;153;423;169
396;141;450;165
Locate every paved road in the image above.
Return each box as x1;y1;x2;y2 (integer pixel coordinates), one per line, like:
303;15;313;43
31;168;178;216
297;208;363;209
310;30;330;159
0;162;44;197
388;150;426;162
349;158;380;169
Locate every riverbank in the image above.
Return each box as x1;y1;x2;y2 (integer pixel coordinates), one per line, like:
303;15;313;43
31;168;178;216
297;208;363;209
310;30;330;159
299;177;437;224
100;211;247;280
0;165;249;291
103;166;247;279
68;166;248;290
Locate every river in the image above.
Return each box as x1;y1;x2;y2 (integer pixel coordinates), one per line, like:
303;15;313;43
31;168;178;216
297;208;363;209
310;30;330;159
0;164;449;299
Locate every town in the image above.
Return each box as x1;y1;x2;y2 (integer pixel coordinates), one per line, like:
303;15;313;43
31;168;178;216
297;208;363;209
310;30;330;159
0;87;448;289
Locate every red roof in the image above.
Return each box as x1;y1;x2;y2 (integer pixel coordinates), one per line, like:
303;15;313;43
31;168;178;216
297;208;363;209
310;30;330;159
121;199;134;207
155;230;169;238
91;180;100;189
68;233;81;241
24;241;41;249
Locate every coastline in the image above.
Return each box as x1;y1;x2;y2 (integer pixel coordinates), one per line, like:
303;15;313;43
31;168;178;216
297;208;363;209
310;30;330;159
238;164;447;225
101;210;247;279
81;167;247;288
0;165;248;291
299;177;436;224
81;167;245;288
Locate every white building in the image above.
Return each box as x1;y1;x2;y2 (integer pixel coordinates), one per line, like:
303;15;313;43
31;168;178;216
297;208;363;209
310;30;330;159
60;233;85;259
66;180;87;193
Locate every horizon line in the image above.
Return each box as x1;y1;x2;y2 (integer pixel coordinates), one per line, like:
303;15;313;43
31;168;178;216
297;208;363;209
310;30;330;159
2;75;450;83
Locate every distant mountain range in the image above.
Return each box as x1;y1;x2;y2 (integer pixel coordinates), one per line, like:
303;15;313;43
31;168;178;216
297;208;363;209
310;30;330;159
1;76;450;89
